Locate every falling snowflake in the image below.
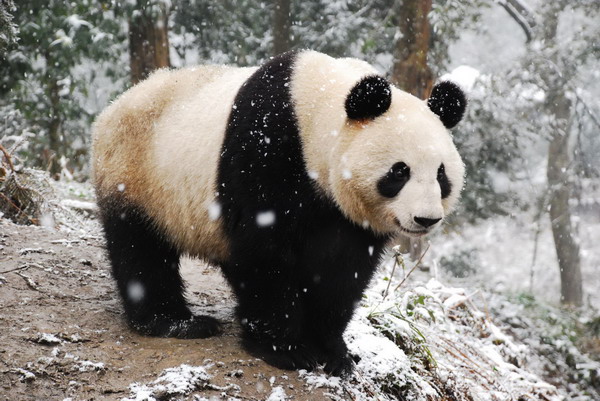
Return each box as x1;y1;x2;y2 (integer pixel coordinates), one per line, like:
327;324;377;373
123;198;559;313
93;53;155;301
256;210;276;227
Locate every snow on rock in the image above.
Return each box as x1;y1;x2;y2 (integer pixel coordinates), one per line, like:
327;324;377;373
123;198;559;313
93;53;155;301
14;368;36;382
123;364;211;401
34;332;63;345
266;385;287;401
76;360;106;372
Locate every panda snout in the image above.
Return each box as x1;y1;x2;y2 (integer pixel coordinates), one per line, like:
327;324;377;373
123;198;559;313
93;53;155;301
413;216;442;228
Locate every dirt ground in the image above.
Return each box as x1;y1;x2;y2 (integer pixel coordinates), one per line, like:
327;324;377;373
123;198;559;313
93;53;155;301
0;219;336;401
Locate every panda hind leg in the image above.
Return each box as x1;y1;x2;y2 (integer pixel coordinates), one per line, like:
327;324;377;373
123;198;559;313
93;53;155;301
100;201;220;339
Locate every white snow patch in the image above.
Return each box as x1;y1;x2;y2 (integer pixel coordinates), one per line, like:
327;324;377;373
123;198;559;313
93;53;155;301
123;364;211;401
77;360;106;372
35;332;63;345
15;368;36;382
266;385;286;401
66;14;92;30
441;65;480;93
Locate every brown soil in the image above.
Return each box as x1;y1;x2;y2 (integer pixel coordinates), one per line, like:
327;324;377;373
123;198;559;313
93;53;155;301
0;219;336;401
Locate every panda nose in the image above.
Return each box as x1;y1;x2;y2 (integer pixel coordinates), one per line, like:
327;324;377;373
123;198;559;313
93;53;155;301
414;216;442;228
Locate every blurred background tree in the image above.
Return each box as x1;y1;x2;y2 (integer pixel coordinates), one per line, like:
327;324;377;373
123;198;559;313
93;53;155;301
0;0;18;56
0;0;127;178
128;0;171;84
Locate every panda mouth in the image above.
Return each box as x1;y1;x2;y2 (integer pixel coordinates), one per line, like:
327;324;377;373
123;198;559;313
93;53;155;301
394;219;428;237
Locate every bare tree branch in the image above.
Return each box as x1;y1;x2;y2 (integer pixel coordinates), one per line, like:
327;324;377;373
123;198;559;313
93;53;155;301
496;0;536;42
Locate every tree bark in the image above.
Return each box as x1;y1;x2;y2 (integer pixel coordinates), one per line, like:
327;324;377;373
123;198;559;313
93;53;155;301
46;76;61;178
129;2;171;85
542;4;582;307
273;0;292;55
391;0;434;260
391;0;433;100
547;117;583;306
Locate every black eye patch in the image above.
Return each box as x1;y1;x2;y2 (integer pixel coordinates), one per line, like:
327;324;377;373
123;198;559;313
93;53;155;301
437;163;451;199
377;162;410;198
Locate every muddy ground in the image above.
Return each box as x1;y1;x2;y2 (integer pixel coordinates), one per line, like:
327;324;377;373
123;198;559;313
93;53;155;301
0;219;336;401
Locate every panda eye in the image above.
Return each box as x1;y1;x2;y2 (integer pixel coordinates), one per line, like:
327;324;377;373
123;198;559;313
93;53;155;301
391;162;410;180
378;162;410;198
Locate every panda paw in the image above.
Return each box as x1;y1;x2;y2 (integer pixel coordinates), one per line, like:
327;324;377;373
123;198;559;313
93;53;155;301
132;314;221;339
323;352;355;377
242;338;319;372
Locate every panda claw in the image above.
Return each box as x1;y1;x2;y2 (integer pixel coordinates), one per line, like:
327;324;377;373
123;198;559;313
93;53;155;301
323;353;355;377
132;315;221;339
242;339;319;371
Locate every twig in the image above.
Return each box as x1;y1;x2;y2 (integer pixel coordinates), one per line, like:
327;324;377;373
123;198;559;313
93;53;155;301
394;243;431;292
438;337;493;384
382;246;404;301
0;262;44;275
0;144;16;172
0;192;38;225
16;272;40;291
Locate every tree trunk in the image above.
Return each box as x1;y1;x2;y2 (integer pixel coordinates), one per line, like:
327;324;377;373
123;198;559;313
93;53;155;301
546;90;583;306
273;0;292;55
391;0;433;100
391;0;434;261
45;55;62;179
547;109;582;307
129;2;171;85
499;1;582;306
542;4;582;307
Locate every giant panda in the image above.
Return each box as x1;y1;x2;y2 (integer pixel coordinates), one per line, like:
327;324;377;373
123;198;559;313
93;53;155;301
92;50;466;376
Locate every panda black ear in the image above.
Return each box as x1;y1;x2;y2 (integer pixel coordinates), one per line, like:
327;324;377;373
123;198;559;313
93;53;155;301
427;81;467;129
345;75;392;120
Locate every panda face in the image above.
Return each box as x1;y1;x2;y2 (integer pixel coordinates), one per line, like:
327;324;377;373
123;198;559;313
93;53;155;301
329;86;465;237
290;52;466;237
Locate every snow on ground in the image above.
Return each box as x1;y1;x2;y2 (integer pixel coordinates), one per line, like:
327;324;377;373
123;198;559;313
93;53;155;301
123;364;212;401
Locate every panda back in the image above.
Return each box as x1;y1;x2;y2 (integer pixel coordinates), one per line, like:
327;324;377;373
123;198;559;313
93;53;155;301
93;65;256;263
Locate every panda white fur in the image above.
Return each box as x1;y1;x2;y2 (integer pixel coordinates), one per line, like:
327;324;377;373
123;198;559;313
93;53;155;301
92;50;466;376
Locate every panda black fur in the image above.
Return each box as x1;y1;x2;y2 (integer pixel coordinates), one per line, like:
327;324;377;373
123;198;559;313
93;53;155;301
92;50;466;376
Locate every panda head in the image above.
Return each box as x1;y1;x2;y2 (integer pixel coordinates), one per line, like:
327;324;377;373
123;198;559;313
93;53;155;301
329;76;466;237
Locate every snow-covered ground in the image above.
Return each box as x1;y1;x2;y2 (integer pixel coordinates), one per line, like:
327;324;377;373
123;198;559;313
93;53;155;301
295;247;600;401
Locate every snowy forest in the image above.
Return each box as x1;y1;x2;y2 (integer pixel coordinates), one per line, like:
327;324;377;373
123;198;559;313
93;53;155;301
0;0;599;400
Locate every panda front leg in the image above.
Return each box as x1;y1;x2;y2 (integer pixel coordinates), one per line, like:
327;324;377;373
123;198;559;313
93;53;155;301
221;259;319;372
299;224;383;377
303;289;357;377
99;201;220;339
